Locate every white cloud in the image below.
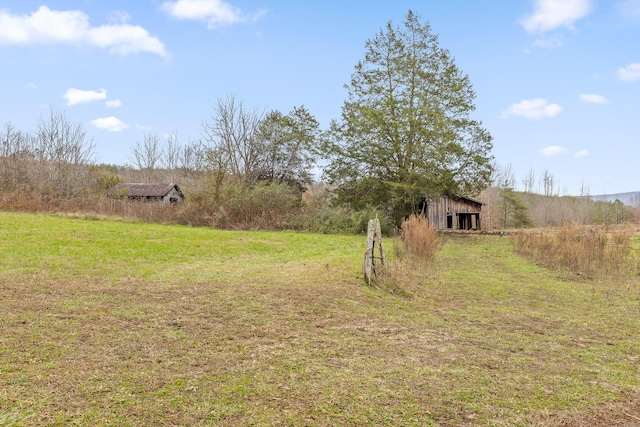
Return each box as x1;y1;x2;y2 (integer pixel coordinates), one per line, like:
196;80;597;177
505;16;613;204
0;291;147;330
617;63;640;82
161;0;266;28
62;88;107;106
92;116;128;132
540;146;568;156
89;24;168;57
521;0;592;34
500;98;563;120
0;6;167;57
27;82;38;89
136;124;152;131
106;99;122;108
579;93;609;104
575;149;589;158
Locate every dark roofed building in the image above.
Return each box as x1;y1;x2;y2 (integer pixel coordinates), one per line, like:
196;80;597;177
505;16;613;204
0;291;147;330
105;183;184;204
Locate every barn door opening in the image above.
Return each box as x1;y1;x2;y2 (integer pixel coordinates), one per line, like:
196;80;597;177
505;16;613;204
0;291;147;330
458;213;472;230
456;213;479;230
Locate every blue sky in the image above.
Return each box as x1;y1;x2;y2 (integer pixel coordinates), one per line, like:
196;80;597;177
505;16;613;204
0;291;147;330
1;0;639;195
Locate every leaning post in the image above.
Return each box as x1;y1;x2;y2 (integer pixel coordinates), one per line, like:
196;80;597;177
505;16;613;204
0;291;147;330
363;217;385;285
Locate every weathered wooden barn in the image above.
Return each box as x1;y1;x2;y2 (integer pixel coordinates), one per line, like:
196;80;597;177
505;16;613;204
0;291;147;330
423;196;483;230
106;183;184;204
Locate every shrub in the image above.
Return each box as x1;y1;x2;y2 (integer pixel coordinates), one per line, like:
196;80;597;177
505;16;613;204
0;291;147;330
291;186;394;235
178;179;301;230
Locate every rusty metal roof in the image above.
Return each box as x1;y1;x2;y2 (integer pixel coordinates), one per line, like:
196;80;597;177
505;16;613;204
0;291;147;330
105;183;183;198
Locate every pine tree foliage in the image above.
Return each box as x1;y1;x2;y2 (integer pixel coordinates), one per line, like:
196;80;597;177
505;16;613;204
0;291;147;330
321;10;494;225
500;187;534;229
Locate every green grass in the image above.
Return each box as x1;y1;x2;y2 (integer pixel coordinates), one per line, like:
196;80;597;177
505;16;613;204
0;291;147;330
1;212;640;426
0;212;359;283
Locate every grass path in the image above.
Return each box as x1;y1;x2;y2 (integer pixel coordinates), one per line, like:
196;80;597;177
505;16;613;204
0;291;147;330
1;212;639;426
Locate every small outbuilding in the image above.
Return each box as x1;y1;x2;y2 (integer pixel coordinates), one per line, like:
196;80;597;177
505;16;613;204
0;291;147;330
422;196;483;230
106;183;184;204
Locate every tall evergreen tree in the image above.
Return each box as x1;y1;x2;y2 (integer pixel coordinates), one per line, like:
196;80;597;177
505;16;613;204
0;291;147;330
321;10;493;225
500;188;534;229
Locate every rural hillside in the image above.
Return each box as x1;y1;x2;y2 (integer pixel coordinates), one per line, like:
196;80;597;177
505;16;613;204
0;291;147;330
591;192;640;206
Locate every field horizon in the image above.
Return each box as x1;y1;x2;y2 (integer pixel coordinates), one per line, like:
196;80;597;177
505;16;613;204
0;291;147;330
1;211;640;426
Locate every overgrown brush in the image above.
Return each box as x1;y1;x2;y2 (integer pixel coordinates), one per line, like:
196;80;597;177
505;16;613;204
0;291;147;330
179;180;301;230
511;222;636;277
294;203;394;235
0;185;395;234
0;190;180;224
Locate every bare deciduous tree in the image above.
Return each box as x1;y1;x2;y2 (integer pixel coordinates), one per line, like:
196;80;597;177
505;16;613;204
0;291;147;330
522;168;536;194
130;133;163;182
34;108;96;165
32;107;96;196
180;138;208;176
0;122;32;191
202;95;264;181
163;132;180;171
542;169;555;197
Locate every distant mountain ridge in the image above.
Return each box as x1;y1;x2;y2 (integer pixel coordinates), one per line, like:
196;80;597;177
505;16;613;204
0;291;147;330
590;192;640;206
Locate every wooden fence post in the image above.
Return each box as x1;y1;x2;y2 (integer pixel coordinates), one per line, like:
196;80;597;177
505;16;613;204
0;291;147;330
363;218;385;285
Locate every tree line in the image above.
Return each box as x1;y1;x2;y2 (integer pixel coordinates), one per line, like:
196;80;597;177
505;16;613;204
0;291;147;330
480;163;633;229
4;10;626;231
1;11;495;231
0;108;97;198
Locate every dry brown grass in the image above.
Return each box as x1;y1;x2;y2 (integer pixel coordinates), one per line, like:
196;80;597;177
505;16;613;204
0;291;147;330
0;188;298;230
0;190;179;224
511;222;637;278
400;214;442;262
374;215;443;297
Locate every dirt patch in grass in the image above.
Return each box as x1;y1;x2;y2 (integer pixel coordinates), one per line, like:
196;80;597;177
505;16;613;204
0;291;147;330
530;390;640;427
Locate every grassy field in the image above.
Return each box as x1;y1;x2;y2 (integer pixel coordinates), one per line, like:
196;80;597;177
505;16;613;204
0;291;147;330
1;212;640;426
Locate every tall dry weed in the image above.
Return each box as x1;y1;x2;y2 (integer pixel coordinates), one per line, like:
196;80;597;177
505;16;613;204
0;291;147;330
374;215;442;297
401;214;441;262
512;222;636;277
